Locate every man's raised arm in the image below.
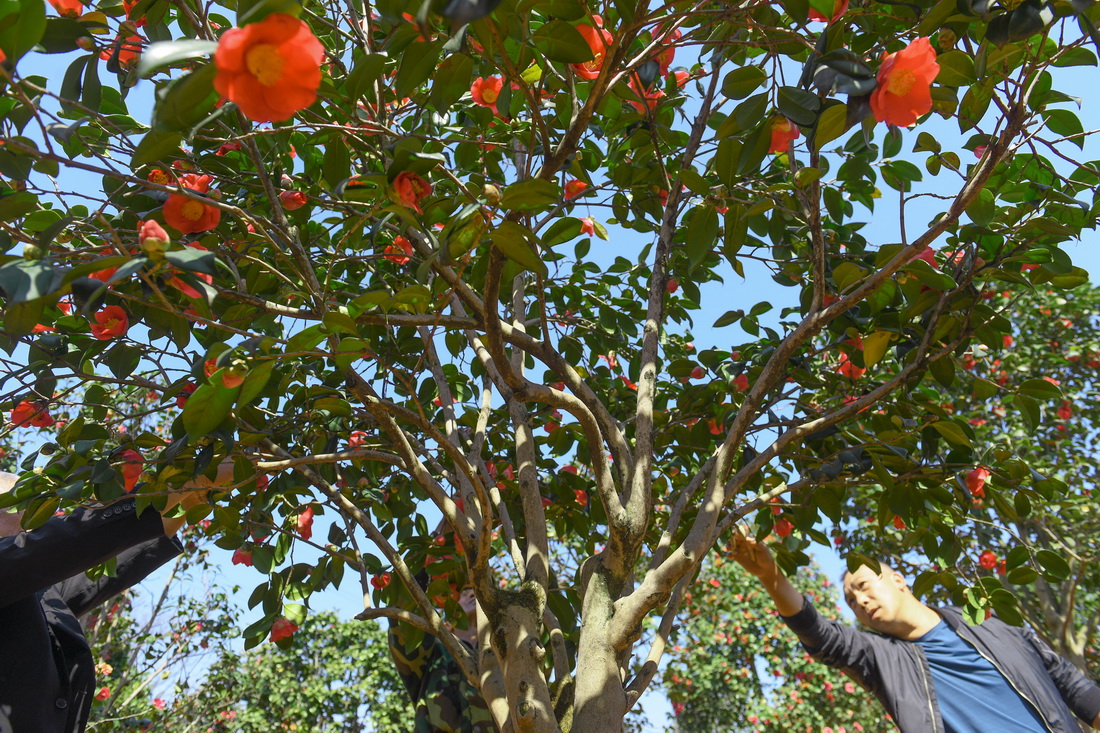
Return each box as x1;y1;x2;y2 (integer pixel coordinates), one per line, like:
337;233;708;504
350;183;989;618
730;525;805;617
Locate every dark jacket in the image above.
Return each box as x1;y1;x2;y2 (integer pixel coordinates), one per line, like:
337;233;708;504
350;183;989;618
0;500;182;733
782;597;1100;733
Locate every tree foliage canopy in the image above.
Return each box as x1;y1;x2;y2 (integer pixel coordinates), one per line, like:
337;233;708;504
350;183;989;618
1;0;1099;725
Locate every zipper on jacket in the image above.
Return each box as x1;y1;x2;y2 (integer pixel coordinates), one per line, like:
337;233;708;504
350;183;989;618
954;625;1054;733
907;643;941;733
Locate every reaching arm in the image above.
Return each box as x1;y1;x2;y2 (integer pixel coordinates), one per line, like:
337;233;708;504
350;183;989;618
1025;629;1100;728
730;525;805;616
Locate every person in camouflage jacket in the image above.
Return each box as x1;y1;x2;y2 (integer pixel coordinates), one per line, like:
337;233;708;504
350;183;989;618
388;582;495;732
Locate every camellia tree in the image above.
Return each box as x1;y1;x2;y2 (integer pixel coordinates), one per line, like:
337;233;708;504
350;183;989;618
2;0;1100;726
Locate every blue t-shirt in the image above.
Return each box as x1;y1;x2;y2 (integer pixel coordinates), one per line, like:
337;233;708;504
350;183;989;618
911;619;1047;733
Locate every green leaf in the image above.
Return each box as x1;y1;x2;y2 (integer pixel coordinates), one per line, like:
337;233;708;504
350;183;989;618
165;247;218;276
966;188;995;226
1017;378;1062;400
541;217;583;247
530;20;593;64
0;191;37;221
502;178;561;211
489;222;547;276
931;419;972;447
237;360;274;406
152;64;219;134
721;66;767;100
1013;393;1041;433
429;53;474;111
1042;109;1084;148
238;0;301;25
1035;549;1070;580
685;206;719;270
0;0;46;62
776;86;820;127
132;129;183;168
394;41;442;99
935;50;976;86
287;323;327;353
333;337;366;370
183;379;241;439
136;39;218;77
862;331;892;367
1007;566;1039;585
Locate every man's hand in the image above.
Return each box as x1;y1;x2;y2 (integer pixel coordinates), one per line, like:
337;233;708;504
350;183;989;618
160;458;238;535
731;524;804;617
731;525;779;580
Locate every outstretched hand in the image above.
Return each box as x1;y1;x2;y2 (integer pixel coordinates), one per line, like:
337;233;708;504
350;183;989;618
730;524;778;580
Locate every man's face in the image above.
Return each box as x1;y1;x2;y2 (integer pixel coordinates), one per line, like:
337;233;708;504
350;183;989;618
842;565;910;633
458;588;478;616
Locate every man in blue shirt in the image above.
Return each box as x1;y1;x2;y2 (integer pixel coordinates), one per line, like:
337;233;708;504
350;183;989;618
732;528;1100;733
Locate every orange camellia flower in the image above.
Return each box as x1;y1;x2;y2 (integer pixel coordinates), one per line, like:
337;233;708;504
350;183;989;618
384;235;414;264
571;17;613;80
269;617;298;642
471;76;504;116
768;116;801;153
116;449;143;492
626;75;665;114
100;34;143;67
213;13;325;124
48;0;84;17
163;173;220;234
279;189;308;210
94;687;111;701
870;37;940;127
391;172;432;213
11;401;55;428
91;305;129;340
966;466;991;497
808;0;849;22
564;179;588;199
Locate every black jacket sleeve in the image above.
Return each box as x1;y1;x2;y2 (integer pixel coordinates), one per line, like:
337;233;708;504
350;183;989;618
53;535;183;617
780;595;885;694
1026;629;1100;725
0;499;172;609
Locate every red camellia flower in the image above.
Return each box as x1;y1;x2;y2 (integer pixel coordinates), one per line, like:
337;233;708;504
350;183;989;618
564;179;588;200
94;687;111;701
384;235;414;264
626;76;665;114
163;174;220;234
100;34;143;67
574;489;589;507
371;572;391;589
297;506;314;541
279;190;308;210
774;518;793;537
979;550;998;570
91;305;129;340
269;617;298;642
571;18;613;80
471;76;504;116
966;466;991;498
836;352;865;379
893;515;906;530
808;0;849;22
391;172;432;213
152;698;166;710
48;0;84;17
213;13;325;123
666;278;680;294
580;217;596;236
11;400;55;428
870;37;940;127
348;430;367;448
1003;334;1014;348
116;449;143;492
768;116;801;153
176;382;197;408
1057;401;1073;420
231;547;253;566
733;373;750;392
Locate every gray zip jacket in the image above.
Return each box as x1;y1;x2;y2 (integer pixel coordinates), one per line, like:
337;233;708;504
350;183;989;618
781;597;1100;733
